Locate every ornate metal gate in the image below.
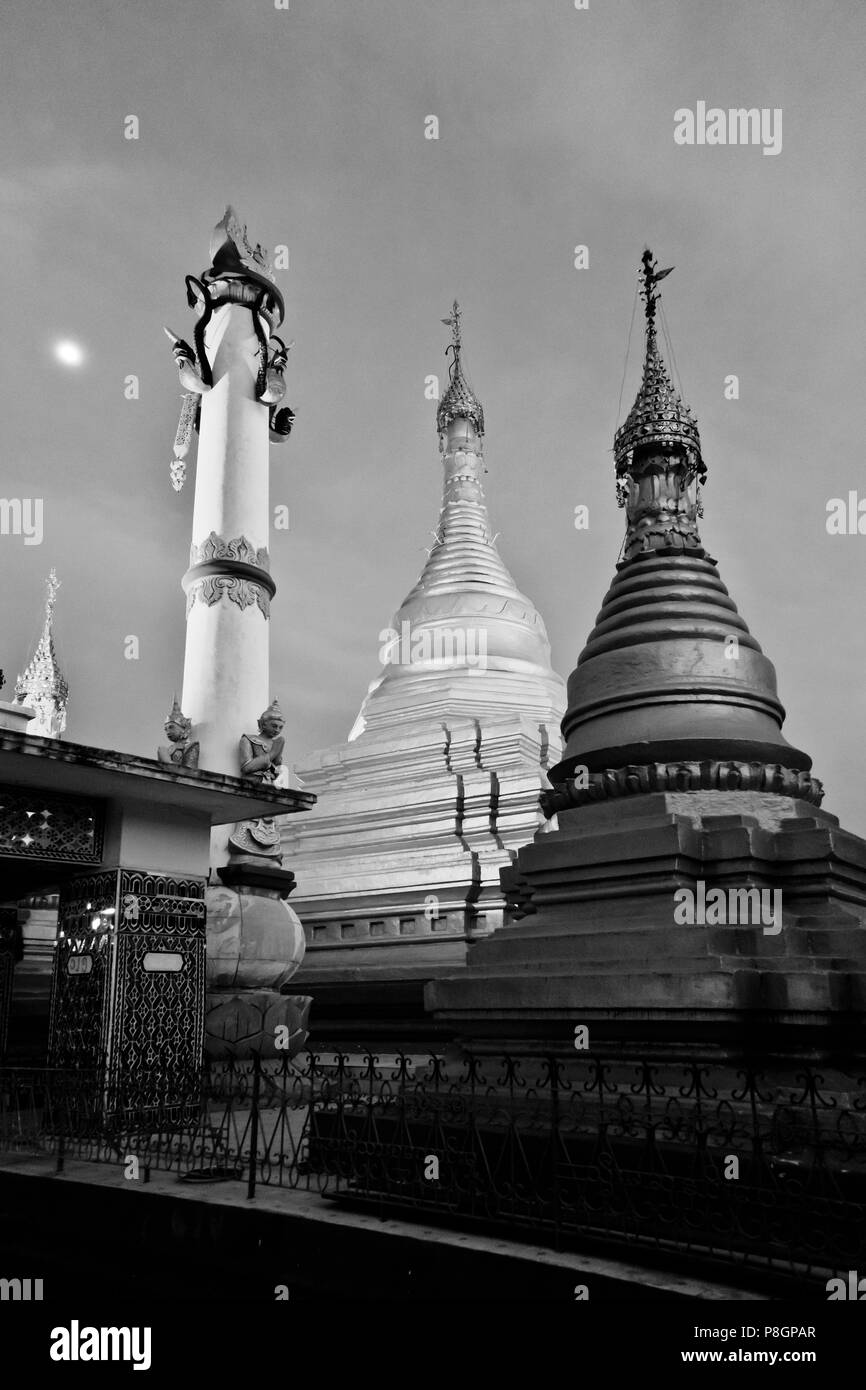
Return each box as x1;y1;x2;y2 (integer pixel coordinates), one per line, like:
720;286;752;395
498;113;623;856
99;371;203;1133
49;869;207;1110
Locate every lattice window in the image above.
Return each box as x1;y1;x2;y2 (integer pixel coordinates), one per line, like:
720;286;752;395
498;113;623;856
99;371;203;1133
0;787;103;863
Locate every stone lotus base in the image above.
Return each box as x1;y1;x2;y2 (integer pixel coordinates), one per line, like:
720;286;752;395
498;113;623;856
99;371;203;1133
203;866;310;1058
204;989;312;1059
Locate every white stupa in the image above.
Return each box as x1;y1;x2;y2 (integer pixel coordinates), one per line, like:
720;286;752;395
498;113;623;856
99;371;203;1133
281;305;566;1028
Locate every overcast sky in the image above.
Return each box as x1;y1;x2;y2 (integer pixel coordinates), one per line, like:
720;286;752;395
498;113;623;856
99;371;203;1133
2;0;865;833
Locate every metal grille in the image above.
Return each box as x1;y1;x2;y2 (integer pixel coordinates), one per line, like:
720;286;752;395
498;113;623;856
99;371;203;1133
108;871;206;1107
48;871;117;1069
0;786;103;863
1;1050;865;1288
48;871;206;1112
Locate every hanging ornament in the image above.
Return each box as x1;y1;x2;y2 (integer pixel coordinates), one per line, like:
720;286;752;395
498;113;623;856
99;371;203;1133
169;391;198;492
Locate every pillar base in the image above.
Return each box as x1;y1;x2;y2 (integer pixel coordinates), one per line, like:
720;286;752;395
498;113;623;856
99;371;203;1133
217;860;296;896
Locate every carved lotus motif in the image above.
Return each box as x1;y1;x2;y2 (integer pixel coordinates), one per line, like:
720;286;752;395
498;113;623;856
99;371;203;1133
204;991;311;1060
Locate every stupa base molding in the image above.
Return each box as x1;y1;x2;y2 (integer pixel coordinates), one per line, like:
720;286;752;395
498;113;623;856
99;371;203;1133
425;793;866;1057
544;758;824;813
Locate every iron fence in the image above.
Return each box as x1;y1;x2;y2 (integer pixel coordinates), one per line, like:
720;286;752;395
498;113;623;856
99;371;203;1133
1;1049;865;1280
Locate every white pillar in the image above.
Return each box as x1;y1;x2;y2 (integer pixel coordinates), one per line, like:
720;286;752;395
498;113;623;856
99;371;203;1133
181;302;272;777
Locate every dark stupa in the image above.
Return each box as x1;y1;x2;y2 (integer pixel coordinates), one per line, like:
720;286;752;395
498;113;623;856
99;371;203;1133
427;251;866;1054
553;250;816;799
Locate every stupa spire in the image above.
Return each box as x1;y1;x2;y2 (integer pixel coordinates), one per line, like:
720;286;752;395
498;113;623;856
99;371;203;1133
349;304;563;738
436;299;484;440
15;569;68;737
613;250;706;560
548;250;820;805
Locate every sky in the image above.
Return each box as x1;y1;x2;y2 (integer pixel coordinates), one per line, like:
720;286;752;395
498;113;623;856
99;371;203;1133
2;0;865;833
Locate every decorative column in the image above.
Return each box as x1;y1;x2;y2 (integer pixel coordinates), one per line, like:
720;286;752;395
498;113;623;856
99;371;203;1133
166;209;309;1059
167;208;292;785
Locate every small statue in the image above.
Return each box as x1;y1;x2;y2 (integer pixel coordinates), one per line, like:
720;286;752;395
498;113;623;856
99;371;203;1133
229;698;290;865
239;698;287;785
158;696;199;769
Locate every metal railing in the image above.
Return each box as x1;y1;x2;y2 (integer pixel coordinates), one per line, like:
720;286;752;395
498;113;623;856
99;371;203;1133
2;1050;865;1280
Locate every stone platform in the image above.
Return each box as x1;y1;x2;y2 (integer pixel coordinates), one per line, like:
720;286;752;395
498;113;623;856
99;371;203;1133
426;794;866;1051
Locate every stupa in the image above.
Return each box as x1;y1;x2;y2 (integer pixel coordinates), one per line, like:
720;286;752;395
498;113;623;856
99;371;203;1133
427;252;866;1054
281;304;565;1037
14;570;68;738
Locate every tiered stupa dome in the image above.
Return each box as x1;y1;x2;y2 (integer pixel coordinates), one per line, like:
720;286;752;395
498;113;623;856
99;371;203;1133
549;251;819;805
351;301;563;739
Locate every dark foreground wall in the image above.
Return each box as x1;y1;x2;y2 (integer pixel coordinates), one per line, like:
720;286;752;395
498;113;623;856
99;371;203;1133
0;1168;793;1304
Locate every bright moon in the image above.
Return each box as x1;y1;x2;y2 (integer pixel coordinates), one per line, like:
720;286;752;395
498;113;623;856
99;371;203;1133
54;339;85;367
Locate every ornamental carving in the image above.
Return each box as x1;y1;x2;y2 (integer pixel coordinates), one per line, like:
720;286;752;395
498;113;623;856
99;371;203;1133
185;532;271;619
542;760;825;817
189;532;270;571
613;252;710;561
186;575;270;619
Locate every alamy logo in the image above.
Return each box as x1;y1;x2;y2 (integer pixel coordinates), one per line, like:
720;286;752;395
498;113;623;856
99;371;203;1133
0;498;43;545
378;620;488;671
674;881;782;935
826;493;866;535
0;1277;43;1300
826;1271;866;1299
50;1321;152;1371
674;103;782;157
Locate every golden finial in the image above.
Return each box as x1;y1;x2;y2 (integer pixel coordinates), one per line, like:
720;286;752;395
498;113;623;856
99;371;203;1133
614;249;704;505
441;299;463;355
640;249;674;335
436;301;484;438
44;569;60;624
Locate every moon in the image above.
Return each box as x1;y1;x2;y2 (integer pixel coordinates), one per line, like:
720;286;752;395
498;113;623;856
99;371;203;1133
53;339;85;367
